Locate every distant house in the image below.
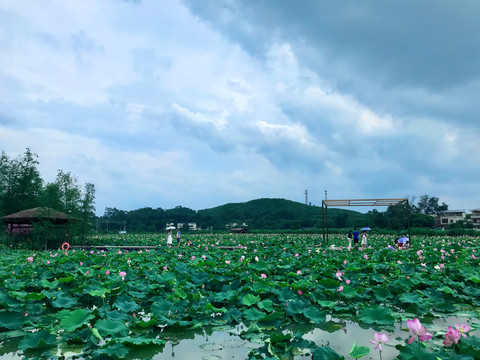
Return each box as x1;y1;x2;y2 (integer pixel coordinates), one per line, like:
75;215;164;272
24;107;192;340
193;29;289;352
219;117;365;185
435;210;466;228
165;222;198;231
470;209;480;228
226;222;248;229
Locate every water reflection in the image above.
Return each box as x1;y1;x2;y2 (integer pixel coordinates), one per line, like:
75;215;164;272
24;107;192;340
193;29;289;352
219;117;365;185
156;329;253;360
0;316;477;360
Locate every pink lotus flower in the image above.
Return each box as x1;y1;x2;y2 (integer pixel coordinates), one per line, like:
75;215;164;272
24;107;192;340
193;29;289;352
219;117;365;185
46;260;50;265
261;273;267;279
443;326;461;346
297;289;303;296
335;271;343;280
343;260;347;265
337;285;344;292
346;279;351;285
370;332;390;352
119;271;127;280
455;323;472;338
297;270;302;275
363;254;369;260
407;318;433;344
225;260;231;264
80;262;83;266
105;270;110;275
27;257;33;263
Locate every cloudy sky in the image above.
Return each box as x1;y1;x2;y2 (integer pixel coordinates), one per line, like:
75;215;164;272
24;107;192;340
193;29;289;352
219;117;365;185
1;0;479;215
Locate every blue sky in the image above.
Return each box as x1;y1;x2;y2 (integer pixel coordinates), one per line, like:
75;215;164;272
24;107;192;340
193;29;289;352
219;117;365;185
1;0;479;215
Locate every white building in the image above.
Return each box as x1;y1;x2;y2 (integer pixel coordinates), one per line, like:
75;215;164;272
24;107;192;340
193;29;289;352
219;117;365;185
470;209;480;228
436;210;466;227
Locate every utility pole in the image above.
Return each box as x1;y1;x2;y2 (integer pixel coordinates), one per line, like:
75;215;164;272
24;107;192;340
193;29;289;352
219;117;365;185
305;190;308;205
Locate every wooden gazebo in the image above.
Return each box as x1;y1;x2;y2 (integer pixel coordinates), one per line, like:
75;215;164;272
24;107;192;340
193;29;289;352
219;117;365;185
1;207;74;248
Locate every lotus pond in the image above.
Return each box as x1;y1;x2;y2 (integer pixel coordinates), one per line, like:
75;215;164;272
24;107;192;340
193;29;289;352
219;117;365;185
0;233;479;359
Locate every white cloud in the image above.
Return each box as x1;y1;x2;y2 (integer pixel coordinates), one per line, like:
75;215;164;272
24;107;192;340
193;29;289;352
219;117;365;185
171;103;229;131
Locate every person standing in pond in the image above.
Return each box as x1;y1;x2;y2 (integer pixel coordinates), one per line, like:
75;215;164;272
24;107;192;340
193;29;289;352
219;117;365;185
167;230;173;247
176;228;181;246
352;228;360;248
347;230;353;250
361;230;368;249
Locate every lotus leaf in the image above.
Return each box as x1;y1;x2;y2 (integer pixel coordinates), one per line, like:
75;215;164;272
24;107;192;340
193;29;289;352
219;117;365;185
17;329;56;351
58;309;95;332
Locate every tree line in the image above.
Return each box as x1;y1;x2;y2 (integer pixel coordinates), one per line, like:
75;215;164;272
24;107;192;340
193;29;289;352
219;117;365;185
0;149;96;245
98;197;450;233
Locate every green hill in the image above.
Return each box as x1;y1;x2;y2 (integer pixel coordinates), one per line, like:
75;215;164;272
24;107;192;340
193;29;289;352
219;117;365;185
196;198;366;230
100;198;367;232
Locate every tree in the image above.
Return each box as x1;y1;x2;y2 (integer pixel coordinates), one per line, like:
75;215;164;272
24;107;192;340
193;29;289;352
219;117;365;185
39;182;63;210
79;183;96;243
417;195;448;215
0;149;43;215
385;203;410;232
0;151;10;216
55;170;81;214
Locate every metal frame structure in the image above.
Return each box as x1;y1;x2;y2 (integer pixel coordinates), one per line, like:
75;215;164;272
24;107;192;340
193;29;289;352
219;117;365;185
321;198;411;245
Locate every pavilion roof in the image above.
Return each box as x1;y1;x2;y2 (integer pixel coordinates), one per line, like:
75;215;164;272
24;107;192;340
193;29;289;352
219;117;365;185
1;207;70;222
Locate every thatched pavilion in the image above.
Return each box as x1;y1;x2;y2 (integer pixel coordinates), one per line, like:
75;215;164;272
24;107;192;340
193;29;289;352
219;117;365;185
1;207;74;248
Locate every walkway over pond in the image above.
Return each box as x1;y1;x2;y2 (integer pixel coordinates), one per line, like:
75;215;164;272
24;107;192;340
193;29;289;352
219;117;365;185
70;245;243;250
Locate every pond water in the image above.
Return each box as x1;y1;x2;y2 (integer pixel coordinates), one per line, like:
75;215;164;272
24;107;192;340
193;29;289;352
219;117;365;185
1;316;477;359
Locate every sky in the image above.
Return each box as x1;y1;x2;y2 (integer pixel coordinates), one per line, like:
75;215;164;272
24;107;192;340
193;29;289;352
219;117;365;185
1;0;480;215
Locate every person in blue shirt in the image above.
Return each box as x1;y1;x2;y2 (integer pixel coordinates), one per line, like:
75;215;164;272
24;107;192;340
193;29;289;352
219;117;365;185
352;228;360;248
176;229;181;246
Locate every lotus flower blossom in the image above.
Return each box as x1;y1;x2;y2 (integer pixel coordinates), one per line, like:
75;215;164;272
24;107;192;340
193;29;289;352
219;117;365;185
27;257;34;263
105;270;110;275
119;271;127;280
297;270;302;275
335;271;343;280
297;289;303;296
407;318;433;344
370;332;390;352
443;326;461;346
337;285;343;292
260;273;267;279
455;323;472;338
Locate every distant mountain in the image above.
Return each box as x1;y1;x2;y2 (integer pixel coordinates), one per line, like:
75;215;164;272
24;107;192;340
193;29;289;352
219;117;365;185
100;197;367;231
196;198;366;230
